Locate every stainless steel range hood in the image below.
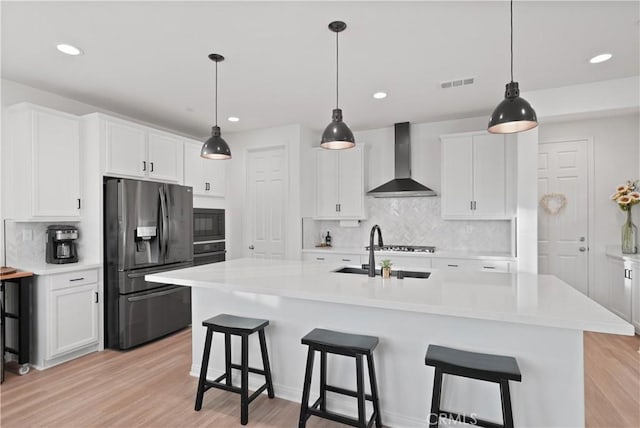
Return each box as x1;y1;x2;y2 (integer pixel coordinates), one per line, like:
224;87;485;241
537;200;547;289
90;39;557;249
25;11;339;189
367;122;436;198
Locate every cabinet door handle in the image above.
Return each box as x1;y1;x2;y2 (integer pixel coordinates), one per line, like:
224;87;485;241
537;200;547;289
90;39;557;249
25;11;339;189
150;162;154;172
624;269;629;279
95;292;99;303
342;259;351;262
447;264;459;268
629;269;633;280
336;204;339;212
316;257;325;261
142;161;147;171
69;277;85;282
77;198;81;209
338;204;341;212
483;266;496;269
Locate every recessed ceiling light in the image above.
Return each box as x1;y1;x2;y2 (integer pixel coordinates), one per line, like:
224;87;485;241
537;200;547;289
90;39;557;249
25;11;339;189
589;53;612;64
372;92;387;99
227;116;240;122
56;43;83;56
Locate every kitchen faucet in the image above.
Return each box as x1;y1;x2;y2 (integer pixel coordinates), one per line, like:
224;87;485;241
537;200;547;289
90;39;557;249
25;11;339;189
368;225;384;277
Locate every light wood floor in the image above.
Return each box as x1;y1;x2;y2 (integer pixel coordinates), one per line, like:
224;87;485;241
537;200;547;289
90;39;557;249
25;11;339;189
1;328;638;427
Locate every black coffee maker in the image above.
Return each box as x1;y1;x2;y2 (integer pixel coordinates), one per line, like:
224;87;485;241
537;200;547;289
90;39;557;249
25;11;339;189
46;225;79;264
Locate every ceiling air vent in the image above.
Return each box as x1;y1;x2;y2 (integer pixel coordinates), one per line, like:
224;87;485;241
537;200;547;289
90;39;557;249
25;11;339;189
441;77;475;89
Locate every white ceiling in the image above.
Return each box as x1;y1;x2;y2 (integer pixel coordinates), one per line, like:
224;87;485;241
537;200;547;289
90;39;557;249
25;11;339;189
2;1;639;138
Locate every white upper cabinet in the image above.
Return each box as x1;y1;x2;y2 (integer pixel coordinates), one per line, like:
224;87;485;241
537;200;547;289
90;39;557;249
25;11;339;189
147;131;183;182
105;119;147;178
5;104;81;219
85;113;183;183
183;139;226;197
314;146;365;220
441;132;512;219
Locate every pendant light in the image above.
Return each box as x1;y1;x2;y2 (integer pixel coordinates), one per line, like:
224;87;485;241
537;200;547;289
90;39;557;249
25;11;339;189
488;0;538;134
201;53;232;160
320;21;355;150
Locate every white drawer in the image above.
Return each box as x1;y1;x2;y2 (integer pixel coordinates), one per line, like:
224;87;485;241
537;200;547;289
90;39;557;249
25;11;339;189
303;253;360;264
50;269;98;290
432;258;511;273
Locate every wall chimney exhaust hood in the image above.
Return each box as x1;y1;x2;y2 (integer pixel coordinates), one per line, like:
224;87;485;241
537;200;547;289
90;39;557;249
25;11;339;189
367;122;437;198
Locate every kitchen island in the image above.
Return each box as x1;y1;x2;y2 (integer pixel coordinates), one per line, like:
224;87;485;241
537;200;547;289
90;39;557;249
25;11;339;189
147;258;633;428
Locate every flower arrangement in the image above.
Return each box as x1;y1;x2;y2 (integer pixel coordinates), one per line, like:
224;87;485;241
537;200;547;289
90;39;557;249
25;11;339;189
611;180;640;211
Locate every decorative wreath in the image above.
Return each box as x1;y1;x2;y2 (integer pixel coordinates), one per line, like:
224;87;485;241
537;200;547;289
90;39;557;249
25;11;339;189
539;193;568;215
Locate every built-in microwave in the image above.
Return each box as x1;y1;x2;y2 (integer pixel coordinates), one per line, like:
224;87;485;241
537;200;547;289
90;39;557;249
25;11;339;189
193;208;225;242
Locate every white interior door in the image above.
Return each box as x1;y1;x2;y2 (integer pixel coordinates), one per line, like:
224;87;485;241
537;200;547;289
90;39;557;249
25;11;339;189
538;140;589;294
246;147;287;259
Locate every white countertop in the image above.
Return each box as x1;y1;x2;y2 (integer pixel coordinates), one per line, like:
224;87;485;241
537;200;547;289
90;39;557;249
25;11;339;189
302;247;516;261
147;258;632;335
605;246;640;262
15;262;102;275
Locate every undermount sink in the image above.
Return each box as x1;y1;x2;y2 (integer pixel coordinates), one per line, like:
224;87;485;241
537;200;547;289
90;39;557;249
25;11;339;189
334;266;431;279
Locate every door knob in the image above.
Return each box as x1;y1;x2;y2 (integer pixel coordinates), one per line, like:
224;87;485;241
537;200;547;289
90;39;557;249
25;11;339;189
579;247;586;252
249;245;255;250
579;236;586;242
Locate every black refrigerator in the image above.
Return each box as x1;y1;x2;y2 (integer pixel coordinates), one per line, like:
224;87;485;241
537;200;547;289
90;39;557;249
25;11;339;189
104;178;193;349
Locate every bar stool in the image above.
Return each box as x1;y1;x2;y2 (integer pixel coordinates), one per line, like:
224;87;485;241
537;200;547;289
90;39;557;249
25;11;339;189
298;328;382;428
425;345;522;428
194;314;274;425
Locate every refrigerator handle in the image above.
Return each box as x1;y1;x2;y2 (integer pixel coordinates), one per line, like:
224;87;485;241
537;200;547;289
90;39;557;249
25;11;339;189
159;186;169;258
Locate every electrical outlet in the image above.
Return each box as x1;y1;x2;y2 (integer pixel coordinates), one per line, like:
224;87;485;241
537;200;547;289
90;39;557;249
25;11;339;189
22;229;33;241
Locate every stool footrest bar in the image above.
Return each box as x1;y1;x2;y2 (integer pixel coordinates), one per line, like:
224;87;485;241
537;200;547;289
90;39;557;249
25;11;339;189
325;384;373;401
230;363;266;376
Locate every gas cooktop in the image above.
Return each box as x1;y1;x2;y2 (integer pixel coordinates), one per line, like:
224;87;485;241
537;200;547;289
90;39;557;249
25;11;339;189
365;245;436;253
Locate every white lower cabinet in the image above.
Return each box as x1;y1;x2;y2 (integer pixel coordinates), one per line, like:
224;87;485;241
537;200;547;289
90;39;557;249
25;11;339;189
606;255;633;323
33;268;101;369
432;258;512;273
631;261;640;334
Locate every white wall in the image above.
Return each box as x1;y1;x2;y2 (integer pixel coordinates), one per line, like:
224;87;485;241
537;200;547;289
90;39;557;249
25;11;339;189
538;113;640;305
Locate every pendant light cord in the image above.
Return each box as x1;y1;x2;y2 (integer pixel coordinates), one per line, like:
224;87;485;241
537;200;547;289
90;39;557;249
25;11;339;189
336;30;339;109
215;61;218;127
510;0;514;83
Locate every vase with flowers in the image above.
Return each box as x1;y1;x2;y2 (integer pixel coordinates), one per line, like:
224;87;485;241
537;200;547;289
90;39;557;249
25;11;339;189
611;180;640;254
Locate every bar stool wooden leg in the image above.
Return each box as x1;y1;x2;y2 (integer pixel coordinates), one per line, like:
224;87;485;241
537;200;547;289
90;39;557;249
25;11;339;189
298;347;315;428
366;353;382;427
195;328;214;411
355;354;366;428
240;334;249;425
224;333;232;386
429;367;443;428
258;329;275;398
500;379;514;428
320;351;327;411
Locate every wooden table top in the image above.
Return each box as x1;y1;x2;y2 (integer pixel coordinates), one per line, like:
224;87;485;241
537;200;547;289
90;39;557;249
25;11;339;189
0;268;34;281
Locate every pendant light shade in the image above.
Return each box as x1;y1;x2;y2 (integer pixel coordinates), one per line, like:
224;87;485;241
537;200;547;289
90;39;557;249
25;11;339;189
201;53;232;160
488;1;538;134
201;126;232;160
320;21;355;150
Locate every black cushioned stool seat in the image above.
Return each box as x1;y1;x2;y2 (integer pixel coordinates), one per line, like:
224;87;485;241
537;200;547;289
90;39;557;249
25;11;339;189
299;328;382;428
195;314;274;425
425;345;522;428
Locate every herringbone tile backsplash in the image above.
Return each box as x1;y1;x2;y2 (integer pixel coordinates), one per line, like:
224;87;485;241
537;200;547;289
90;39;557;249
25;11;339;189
305;197;511;253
